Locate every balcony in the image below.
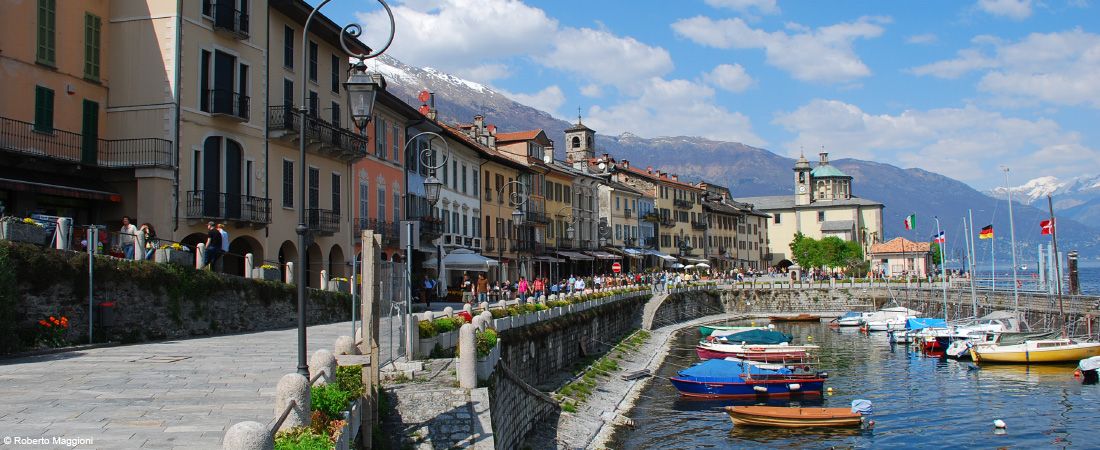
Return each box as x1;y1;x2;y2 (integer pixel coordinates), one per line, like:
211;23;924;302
208;89;249;121
643;237;657;249
580;239;593;249
185;190;271;227
307;208;340;235
418;217;444;237
268;106;368;162
484;237;496;252
673;199;693;209
556;239;573;249
691;221;708;230
659;217;676;228
355;218;398;245
623;208;632;218
1;116;173;168
526;211;550;225
641;212;660;223
211;1;249;38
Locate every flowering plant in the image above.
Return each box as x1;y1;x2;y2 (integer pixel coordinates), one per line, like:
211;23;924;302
330;277;348;282
36;315;70;348
22;217;43;227
159;242;184;251
260;264;279;270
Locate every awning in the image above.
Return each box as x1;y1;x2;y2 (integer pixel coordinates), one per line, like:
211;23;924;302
681;256;708;264
439;248;499;271
585;251;621;260
0;168;121;202
645;249;677;261
557;251;594;261
623;248;646;258
535;256;563;262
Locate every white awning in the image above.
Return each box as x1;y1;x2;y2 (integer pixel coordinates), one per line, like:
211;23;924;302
585;251;621;260
439;248;499;271
645;249;677;261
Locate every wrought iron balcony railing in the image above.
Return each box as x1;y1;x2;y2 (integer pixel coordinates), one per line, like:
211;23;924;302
207;89;249;121
0;116;172;168
673;199;693;209
659;217;676;227
307;208;340;235
691;221;708;230
484;237;496;252
643;237;657;249
268;106;368;162
211;1;249;38
641;212;660;223
355;218;398;244
526;211;550;224
185;190;271;226
623;208;632;218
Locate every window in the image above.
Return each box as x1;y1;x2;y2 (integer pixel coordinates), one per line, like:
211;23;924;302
375;119;385;157
84;14;101;80
615;224;622;240
332;173;341;214
330;101;340;126
201;50;247;119
283;25;294;68
392;124;400;161
564;186;571;204
36;0;56;66
452;161;458;190
473;169;479;197
33;86;54;132
308;167;319;209
202;0;213;16
200;50;211;111
282;79;293;109
473;217;481;237
359;182;369;220
452;212;460;234
463;214;469;236
308;41;318;82
616;197;620;210
774;213;781;224
330;54;340;93
192;150;201;189
308;91;318;117
245;160;254;196
393;190;400;222
282;160;294;207
377;186;386;223
817;211;825;222
461;164;468;194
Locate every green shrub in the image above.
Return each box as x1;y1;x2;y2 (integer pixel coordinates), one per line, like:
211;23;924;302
523;303;537;313
310;384;352;421
489;308;508;319
275;427;332;450
433;317;459;334
506;305;523;317
418;320;437;338
475;328;498;357
335;365;364;398
533;303;548;311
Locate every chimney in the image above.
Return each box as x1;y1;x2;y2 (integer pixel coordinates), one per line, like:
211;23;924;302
672;174;679;182
473;115;485;135
544;144;554;163
428;93;438;121
622;159;630;169
647;166;653;174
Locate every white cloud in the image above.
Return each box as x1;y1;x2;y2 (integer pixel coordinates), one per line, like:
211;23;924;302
704;0;780;15
497;85;566;116
773;99;1100;186
977;0;1033;20
580;84;603;98
671;16;889;83
910;29;1100;107
703;64;755;92
540;27;674;91
585;78;763;146
906;33;938;44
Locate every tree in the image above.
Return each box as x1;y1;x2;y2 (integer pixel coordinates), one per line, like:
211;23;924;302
790;233;818;269
930;242;942;268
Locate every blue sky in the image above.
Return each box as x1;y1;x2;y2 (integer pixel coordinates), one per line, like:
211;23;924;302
315;0;1099;190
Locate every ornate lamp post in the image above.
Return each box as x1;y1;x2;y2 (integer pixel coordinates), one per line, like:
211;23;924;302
496;181;527;282
295;0;394;377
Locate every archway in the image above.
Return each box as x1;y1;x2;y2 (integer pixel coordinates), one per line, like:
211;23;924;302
775;259;794;270
278;240;297;283
181;232;207;251
306;243;323;289
328;244;346;278
225;235;263;277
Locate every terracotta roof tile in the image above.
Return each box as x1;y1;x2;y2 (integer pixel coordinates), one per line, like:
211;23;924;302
869;237;930;254
495;130;542;142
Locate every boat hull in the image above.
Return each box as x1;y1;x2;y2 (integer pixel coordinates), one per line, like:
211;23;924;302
671;377;825;399
724;406;862;428
971;342;1100;363
770;314;821;322
700;325;759;337
696;346;813;363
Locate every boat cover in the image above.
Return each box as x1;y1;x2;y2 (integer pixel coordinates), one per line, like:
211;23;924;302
677;358;791;381
851;399;873;415
1079;356;1100;371
906;318;947;330
997;330;1060;345
715;329;792;345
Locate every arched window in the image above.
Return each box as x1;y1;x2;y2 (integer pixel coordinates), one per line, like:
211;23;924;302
571;136;580;148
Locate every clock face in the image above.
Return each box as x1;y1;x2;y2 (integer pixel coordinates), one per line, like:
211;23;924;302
798;185;807;193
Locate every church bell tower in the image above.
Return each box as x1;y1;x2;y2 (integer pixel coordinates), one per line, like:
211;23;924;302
564;111;595;166
794;152;812;206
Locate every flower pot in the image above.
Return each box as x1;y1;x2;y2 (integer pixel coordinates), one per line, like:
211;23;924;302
1;220;51;246
328;279;350;292
154;248;193;266
476;340;501;381
252;267;280;281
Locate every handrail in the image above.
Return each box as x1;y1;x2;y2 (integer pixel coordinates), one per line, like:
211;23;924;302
0;116;173;168
269;399;297;435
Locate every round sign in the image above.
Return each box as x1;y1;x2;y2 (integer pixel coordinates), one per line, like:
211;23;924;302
612;262;622;273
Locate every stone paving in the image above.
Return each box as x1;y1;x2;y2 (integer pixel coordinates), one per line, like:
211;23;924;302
0;318;403;450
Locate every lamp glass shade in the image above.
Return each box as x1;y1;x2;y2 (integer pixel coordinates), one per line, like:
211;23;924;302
512;209;525;226
566;225;575;240
423;175;443;207
345;64;386;131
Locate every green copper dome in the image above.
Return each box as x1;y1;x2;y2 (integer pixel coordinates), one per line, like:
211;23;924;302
811;165;850;178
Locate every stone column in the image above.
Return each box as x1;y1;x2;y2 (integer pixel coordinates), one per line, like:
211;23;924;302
320;269;329;291
133;232;145;261
55;217;71;251
195;243;205;269
244;253;254;279
359;230;381;445
275;373;310;430
285;262;295;284
458;323;477;389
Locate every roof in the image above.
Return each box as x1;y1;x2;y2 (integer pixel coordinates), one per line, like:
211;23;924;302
495;130;544;143
565;121;594;133
602;179;644;196
703;201;742;215
734;195;883;211
811;164;850;178
820;220;855;232
437;123;527;171
615;164;704;191
270;0;371;55
869;237;930;254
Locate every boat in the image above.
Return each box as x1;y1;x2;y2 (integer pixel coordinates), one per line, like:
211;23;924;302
861;306;921;332
708;329;792;345
696;341;818;363
970;335;1100;364
941;311;1025;359
700;325;763;337
770;314;821;322
724;400;873;428
1080;356;1100;384
669;358;826;399
833;311;868;327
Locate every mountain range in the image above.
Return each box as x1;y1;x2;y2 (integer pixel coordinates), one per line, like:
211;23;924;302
372;55;1100;260
989;175;1100;229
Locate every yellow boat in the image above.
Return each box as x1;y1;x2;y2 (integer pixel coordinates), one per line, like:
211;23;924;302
724;406;864;428
970;338;1100;364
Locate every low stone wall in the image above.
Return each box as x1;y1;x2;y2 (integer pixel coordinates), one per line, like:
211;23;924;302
0;241;352;354
488;362;560;450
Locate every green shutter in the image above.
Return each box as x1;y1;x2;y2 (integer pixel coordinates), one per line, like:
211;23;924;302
36;0;56;66
84;14;101;80
34;86;55;132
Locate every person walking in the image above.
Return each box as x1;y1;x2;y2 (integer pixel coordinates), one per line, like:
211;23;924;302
476;273;489;303
517;276;529;300
421;275;436;308
217;223;229;255
139;223;157;260
533;277;545;298
203;221;223;269
119;216;138;259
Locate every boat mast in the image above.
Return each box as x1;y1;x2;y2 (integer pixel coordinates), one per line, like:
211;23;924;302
1003;166;1020;313
965;212;978;317
935;217;948;322
1048;194;1066;337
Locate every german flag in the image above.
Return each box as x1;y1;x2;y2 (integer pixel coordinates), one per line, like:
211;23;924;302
979;225;993;240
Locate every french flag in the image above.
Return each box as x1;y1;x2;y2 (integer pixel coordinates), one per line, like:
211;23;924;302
932;231;945;244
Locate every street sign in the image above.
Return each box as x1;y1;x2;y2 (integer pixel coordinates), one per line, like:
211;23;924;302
612;262;622;273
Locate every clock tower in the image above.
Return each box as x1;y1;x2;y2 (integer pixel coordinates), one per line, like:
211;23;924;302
794;152;812;206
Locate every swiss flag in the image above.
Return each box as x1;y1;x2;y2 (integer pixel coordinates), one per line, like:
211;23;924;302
1040;219;1055;235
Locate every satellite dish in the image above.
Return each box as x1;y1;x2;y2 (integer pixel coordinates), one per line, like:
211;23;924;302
418;105;431;115
417;90;431;103
543;154;552;164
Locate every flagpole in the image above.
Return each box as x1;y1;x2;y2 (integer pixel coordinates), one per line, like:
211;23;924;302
934;217;948;322
965;213;977;318
1047;194;1066;336
1003;166;1020;313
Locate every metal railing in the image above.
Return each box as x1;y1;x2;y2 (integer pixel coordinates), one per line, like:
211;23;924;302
659;217;676;227
580;239;593;249
184;190;271;225
307;208;340;234
0;116;172;168
207;89;249;121
211;0;249;37
691;221;707;230
556;238;573;249
484;237;496;252
623;209;632;218
267;106;368;161
673;199;693;209
355;217;398;244
642;212;660;223
643;237;657;248
526;211;550;224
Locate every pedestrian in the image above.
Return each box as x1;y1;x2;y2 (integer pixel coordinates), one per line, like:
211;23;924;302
517;276;529;300
421;275;436;308
462;273;473;303
476;273;489;303
139;223;157;260
119;216;138;259
568;274;577;294
574;276;586;293
202;221;223;269
533;277;545;298
217;223;229;254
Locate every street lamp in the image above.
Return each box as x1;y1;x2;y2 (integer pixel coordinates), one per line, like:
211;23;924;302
295;0;395;377
405;131;451;208
497;180;528;282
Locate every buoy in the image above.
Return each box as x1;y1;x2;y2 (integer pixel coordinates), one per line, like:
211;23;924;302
993;419;1007;429
788;383;801;391
827;387;834;393
807;335;814;342
753;385;767;393
1074;369;1082;378
751;321;756;327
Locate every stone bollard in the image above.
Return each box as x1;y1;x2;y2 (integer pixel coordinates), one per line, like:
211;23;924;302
133;232;145;261
549;294;557;301
443;306;454;318
55;217;71;251
334;335;359;355
275;373;310;430
463;303;473;316
539;295;546;304
244;253;254;279
285;262;294;284
478;311;492;332
222;421;272;450
196;243;206;269
497;300;507;310
472;314;483;331
423;310;434;322
458;323;477;389
309;349;337;385
479;301;489;312
320;270;329;292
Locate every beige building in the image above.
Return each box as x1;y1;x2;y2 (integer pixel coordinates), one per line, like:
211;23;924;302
738;152;883;267
699;183;771;271
613;163;705;262
869;238;931;277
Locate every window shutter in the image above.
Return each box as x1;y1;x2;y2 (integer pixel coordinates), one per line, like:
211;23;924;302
34;86;54;132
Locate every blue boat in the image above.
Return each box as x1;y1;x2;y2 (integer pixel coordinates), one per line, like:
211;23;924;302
708;329;792;345
669;359;826;399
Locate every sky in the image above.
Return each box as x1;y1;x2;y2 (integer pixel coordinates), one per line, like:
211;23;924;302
312;0;1100;190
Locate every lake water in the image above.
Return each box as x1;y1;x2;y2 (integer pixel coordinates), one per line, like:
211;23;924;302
966;264;1100;295
609;321;1100;449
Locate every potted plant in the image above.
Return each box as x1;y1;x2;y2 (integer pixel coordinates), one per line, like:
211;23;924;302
1;217;51;246
327;277;350;293
253;263;281;281
154;242;192;266
474;329;500;381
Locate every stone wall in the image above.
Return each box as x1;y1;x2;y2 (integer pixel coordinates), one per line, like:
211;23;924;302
488;362;560;450
0;241;352;354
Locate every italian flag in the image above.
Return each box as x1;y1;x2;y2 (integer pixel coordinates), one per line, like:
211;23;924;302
904;214;916;230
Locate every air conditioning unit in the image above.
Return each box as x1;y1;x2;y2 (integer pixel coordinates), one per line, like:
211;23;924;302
472;238;482;249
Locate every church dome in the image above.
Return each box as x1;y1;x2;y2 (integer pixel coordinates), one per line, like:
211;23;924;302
811;164;850;178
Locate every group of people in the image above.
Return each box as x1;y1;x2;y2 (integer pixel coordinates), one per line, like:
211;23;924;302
110;217;227;270
415;270;718;306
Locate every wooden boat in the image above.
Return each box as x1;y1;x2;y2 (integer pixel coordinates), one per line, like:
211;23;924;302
699;325;761;337
724;405;864;428
970;338;1100;363
770;314;821;322
696;342;818;363
669;359;825;399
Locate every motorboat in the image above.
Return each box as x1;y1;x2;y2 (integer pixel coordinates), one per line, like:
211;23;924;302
770;314;821;322
942;312;1025;359
833;311;868;327
696;341;819;363
669;358;826;399
724;400;873;428
700;325;764;337
970;333;1100;363
861;306;921;332
1080;356;1100;384
707;329;792;345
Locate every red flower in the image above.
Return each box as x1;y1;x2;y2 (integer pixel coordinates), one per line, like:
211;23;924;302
49;316;58;323
60;317;69;327
38;320;49;327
